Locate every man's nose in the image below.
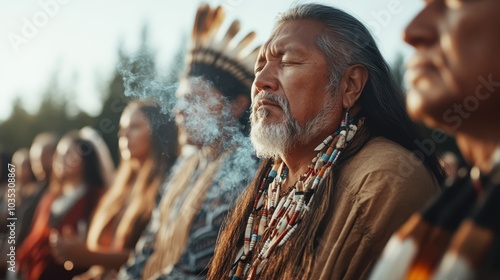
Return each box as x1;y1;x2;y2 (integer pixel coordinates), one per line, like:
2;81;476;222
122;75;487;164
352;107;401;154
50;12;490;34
253;64;279;94
403;3;439;48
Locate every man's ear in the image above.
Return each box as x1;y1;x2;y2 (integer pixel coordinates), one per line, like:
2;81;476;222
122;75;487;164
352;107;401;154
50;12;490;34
231;94;251;118
339;64;369;109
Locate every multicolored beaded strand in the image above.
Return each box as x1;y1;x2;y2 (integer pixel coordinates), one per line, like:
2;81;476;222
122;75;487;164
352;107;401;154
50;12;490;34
230;112;364;280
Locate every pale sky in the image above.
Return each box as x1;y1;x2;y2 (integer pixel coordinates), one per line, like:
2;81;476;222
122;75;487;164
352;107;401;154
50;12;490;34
0;0;423;121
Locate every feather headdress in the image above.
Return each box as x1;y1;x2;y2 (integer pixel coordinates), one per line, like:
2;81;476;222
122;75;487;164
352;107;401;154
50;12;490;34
184;3;260;99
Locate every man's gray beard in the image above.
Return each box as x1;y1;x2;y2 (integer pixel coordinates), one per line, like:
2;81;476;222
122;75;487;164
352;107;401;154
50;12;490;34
250;92;336;159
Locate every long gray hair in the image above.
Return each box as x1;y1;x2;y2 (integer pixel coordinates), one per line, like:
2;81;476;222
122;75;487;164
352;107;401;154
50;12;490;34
209;4;443;280
277;4;444;182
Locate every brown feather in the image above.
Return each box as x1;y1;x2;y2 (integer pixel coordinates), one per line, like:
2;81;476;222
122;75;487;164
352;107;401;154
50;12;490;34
192;3;210;40
219;20;241;50
187;3;260;83
206;6;225;40
228;31;256;58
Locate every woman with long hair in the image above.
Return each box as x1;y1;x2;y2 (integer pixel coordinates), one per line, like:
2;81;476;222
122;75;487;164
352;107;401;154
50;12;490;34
51;100;178;279
11;148;38;207
17;129;110;280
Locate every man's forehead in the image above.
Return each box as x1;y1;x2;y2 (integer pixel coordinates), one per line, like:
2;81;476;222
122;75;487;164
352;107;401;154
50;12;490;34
262;34;290;51
175;78;222;103
176;78;205;99
259;36;310;59
260;20;321;55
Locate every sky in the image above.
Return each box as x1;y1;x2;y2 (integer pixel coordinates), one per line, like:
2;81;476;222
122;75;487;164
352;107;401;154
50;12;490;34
0;0;424;121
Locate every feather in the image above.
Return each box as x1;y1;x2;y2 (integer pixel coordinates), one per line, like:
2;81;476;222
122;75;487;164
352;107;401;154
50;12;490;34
218;20;241;52
187;3;261;92
192;3;210;48
227;31;256;58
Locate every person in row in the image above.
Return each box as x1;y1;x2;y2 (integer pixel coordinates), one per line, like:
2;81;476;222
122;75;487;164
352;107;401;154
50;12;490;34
209;3;444;279
118;3;260;279
18;128;112;279
51;101;178;279
371;0;500;279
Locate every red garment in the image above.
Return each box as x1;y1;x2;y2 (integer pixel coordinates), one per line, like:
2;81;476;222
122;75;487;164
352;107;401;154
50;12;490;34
17;188;102;280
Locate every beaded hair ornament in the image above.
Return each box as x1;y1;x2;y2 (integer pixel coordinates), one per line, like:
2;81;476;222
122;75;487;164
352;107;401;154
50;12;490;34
231;110;365;280
184;3;260;100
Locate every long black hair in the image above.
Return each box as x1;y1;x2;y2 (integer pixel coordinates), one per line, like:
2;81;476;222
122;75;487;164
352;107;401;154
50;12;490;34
135;100;179;177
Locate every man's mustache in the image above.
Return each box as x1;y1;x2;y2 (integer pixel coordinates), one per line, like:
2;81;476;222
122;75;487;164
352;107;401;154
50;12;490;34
252;92;288;112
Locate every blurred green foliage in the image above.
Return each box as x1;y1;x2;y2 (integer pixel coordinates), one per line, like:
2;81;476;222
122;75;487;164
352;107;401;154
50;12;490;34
0;26;186;164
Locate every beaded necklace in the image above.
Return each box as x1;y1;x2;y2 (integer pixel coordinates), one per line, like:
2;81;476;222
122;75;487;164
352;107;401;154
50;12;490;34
230;113;364;280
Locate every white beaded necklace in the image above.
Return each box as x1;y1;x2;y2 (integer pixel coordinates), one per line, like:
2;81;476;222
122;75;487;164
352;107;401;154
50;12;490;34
231;114;364;279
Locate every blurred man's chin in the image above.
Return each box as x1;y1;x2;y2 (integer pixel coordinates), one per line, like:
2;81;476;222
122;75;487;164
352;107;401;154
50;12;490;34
406;90;459;136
